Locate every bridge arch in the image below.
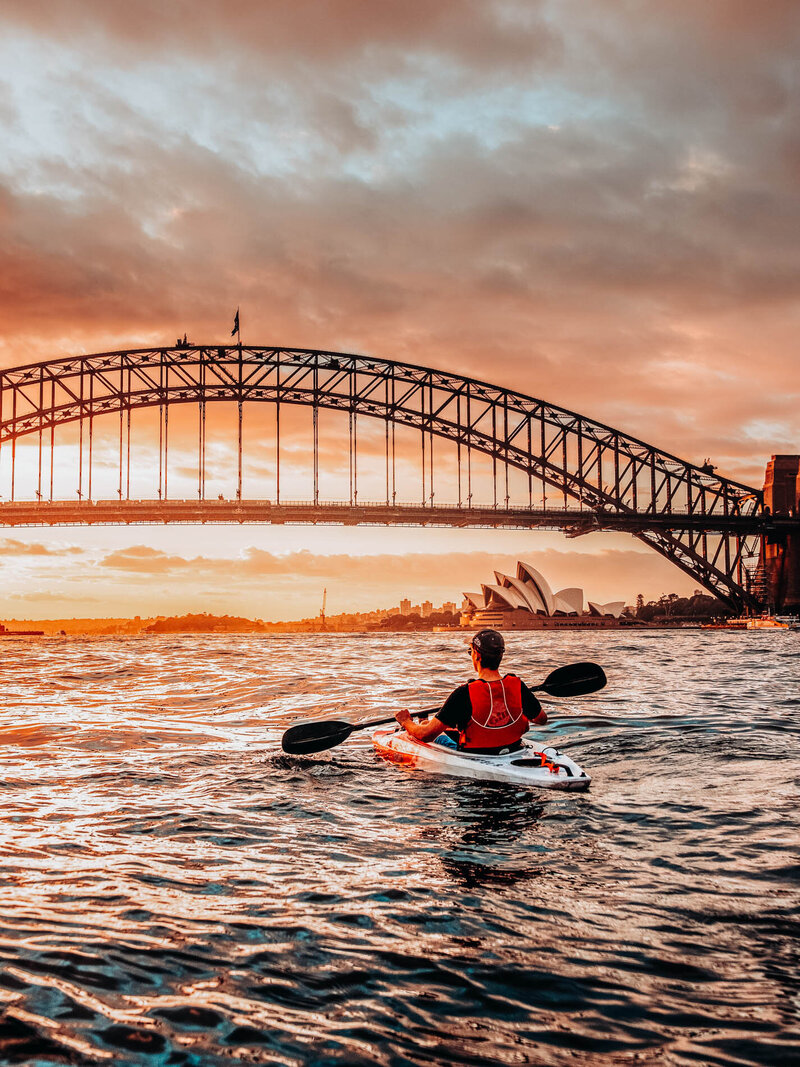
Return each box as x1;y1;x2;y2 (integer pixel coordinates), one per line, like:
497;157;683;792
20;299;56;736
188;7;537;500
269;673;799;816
0;344;769;610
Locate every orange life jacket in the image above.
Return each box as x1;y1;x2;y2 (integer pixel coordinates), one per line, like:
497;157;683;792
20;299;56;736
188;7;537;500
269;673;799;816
460;675;528;751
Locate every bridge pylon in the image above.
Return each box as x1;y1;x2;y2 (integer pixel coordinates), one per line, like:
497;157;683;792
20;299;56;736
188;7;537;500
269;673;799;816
761;455;800;614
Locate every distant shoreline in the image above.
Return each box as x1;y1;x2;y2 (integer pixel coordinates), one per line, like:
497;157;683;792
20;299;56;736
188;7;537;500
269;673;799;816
1;616;743;637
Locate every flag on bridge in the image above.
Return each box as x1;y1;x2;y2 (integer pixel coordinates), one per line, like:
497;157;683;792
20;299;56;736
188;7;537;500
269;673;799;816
231;308;240;340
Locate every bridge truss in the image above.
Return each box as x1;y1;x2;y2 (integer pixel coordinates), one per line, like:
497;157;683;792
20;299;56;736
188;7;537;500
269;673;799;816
0;344;785;611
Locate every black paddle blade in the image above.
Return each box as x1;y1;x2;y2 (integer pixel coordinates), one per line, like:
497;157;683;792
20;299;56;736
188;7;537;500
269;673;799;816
281;719;355;755
540;661;606;698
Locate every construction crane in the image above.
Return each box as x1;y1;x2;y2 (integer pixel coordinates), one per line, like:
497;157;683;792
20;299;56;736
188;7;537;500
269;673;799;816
320;588;327;631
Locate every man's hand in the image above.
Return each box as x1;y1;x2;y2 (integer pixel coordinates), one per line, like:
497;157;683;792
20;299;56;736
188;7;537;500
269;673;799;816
395;708;411;730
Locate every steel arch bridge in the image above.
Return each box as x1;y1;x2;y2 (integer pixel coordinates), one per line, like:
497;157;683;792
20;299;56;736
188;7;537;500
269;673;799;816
0;344;789;611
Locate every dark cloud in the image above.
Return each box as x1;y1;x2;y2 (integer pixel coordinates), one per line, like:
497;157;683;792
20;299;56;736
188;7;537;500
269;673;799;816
1;113;796;486
0;0;797;496
0;1;560;69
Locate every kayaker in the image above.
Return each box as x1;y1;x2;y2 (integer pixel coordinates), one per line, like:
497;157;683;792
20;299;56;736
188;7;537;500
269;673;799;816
394;628;547;753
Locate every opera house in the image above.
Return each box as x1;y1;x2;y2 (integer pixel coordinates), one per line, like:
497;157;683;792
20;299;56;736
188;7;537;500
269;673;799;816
461;561;627;630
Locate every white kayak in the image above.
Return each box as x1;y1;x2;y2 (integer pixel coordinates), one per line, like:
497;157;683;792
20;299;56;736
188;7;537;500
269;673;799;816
372;728;590;790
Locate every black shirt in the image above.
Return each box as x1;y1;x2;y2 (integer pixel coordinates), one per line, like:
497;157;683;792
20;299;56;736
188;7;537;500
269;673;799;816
436;675;542;732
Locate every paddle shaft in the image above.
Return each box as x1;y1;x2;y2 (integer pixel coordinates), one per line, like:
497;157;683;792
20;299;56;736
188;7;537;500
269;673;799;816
343;670;592;736
350;705;440;734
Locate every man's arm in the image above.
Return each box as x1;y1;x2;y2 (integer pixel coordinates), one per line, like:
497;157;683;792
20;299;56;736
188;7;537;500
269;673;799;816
395;709;448;742
395;683;471;741
520;680;547;725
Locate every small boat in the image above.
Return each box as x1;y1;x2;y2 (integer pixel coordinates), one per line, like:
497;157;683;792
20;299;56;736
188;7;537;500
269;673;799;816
746;616;790;629
372;728;590;790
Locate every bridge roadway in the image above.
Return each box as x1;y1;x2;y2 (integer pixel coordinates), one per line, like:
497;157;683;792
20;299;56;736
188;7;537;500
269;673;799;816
0;499;794;537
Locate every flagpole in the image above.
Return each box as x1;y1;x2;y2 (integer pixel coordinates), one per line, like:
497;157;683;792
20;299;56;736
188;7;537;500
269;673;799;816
231;306;243;499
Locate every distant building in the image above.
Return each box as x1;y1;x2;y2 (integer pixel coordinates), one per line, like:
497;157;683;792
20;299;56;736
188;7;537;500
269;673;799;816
461;561;627;630
442;601;456;614
421;600;433;617
399;598;411;616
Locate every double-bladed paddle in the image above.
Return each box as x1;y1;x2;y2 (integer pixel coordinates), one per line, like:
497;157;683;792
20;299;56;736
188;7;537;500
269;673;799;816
280;660;606;755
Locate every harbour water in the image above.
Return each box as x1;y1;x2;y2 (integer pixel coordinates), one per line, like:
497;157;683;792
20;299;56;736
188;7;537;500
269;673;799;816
0;630;797;1065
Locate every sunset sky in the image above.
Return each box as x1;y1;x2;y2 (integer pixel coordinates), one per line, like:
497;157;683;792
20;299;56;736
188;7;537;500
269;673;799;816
1;1;798;620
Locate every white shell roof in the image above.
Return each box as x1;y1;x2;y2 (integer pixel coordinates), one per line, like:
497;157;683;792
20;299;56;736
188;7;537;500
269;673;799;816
553;587;584;615
497;573;547;614
481;583;528;611
588;600;625;618
462;591;487;609
516;562;555;615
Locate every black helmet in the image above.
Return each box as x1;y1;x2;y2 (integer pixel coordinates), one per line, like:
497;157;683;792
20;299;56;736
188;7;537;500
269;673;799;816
470;629;505;657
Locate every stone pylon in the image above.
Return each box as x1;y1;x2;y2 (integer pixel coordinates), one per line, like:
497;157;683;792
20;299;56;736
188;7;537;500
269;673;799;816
762;455;800;613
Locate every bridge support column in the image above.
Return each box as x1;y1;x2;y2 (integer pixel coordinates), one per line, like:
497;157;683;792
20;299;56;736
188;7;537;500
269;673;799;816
762;455;800;613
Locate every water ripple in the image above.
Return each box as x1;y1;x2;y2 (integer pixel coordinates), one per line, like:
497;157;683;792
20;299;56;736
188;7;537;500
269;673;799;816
0;630;796;1064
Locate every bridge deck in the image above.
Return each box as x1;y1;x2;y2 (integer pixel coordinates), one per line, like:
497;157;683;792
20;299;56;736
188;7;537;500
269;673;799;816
0;499;792;535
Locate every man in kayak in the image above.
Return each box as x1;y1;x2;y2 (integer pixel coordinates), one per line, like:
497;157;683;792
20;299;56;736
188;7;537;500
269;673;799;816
394;628;547;754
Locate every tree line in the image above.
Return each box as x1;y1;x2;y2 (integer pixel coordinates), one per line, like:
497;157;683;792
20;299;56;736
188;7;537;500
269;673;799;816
633;591;733;622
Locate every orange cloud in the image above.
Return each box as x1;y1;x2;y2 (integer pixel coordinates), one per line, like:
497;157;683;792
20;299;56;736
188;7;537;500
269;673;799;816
95;544;697;612
0;538;84;557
